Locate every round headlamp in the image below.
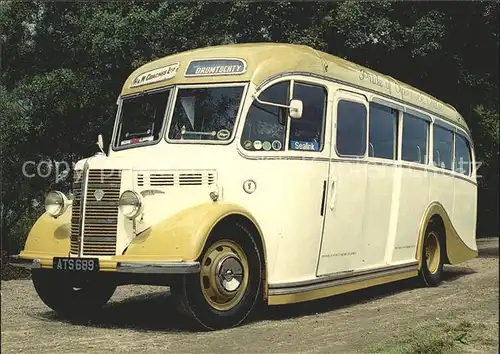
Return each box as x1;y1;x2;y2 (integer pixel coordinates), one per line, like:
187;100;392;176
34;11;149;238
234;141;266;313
44;191;70;218
119;190;143;219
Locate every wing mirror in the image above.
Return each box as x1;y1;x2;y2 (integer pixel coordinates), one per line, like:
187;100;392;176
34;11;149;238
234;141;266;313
288;99;303;119
253;95;303;120
96;134;105;155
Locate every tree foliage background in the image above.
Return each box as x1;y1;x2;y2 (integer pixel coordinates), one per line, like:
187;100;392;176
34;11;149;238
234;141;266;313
1;1;498;272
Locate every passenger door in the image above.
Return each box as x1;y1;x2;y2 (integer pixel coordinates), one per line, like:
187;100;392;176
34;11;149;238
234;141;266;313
317;90;368;276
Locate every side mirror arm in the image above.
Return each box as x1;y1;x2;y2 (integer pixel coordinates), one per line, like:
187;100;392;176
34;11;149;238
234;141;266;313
252;95;301;116
253;95;293;110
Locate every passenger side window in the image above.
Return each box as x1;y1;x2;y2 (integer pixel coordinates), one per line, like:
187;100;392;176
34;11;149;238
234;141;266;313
241;81;289;151
368;102;398;159
289;83;326;152
454;134;471;175
433;124;453;170
402;113;428;164
336;100;367;156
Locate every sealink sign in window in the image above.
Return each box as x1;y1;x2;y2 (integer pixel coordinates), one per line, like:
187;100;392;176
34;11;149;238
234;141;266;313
291;140;319;151
185;59;247;76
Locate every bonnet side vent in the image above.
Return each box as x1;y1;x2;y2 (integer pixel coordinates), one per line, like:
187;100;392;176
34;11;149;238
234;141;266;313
137;174;144;186
150;173;174;186
179;173;203;185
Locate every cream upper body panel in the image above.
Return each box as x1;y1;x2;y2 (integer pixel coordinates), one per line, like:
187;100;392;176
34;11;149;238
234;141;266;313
120;43;470;134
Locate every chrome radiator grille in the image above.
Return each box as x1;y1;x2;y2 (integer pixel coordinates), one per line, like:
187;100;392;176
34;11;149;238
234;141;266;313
70;169;121;256
83;170;121;256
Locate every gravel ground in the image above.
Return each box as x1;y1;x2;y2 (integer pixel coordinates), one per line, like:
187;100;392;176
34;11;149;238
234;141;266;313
1;239;498;353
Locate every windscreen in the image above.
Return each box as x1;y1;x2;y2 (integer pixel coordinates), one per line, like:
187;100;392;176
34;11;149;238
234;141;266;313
116;90;170;147
167;86;244;141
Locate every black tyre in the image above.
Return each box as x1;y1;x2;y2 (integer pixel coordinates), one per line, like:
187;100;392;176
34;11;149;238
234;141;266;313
419;222;444;287
32;269;116;318
173;222;262;330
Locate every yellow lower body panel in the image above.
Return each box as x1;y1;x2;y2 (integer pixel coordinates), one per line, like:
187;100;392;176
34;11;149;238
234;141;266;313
267;270;417;306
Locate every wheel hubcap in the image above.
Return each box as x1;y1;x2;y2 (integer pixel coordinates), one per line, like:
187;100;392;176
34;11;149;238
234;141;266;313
425;232;441;274
217;255;244;293
200;240;249;311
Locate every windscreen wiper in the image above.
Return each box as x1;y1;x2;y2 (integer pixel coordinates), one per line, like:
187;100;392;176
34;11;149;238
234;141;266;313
180;125;216;137
126;131;151;138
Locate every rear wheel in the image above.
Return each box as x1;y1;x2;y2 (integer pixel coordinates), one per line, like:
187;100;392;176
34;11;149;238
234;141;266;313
32;269;116;318
173;223;262;330
419;223;444;287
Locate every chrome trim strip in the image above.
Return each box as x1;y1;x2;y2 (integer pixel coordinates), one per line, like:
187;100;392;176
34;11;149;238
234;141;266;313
116;261;200;274
9;256;41;269
236;149;330;162
269;262;418;295
434;118;457;132
371;97;405;112
270;262;417;289
78;159;91;257
405;107;432;122
236;149;477;186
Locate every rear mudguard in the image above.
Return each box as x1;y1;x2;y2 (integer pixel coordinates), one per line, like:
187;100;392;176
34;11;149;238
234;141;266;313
416;201;478;269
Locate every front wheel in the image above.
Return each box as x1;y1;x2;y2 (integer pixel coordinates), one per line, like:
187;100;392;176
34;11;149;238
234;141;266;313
32;269;116;318
173;223;262;330
419;223;444;287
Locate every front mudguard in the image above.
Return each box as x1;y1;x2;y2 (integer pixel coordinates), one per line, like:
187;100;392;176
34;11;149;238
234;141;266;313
120;203;264;262
18;210;71;264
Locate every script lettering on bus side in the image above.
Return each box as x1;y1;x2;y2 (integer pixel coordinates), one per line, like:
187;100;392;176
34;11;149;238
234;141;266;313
395;85;446;112
359;69;392;94
359;68;446;112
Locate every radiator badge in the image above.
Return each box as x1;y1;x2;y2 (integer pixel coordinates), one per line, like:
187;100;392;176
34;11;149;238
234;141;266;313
94;189;105;201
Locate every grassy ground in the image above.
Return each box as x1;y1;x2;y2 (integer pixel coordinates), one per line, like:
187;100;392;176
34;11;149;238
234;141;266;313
370;320;497;354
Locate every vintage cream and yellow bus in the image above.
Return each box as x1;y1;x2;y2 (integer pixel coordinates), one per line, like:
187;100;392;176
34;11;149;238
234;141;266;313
11;43;478;330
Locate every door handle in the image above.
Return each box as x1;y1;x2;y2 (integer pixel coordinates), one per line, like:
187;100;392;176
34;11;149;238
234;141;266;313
329;180;337;211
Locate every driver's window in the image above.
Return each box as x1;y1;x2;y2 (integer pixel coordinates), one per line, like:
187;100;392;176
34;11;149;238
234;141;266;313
241;81;289;151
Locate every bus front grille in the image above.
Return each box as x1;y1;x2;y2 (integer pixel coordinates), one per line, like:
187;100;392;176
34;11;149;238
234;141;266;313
82;170;121;256
70;169;121;256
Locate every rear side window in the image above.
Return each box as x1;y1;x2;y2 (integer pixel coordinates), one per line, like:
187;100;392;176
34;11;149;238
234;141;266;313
455;134;472;175
368;103;398;159
289;83;327;152
402;113;429;164
433;124;454;170
336;100;367;156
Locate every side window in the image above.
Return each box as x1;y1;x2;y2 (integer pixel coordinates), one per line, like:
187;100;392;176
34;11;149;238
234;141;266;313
368;102;398;159
454;134;471;175
241;81;289;151
433;124;454;170
402;113;428;164
289;83;327;152
336;100;367;156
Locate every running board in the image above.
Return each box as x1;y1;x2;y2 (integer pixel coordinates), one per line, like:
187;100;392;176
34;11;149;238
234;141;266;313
267;262;418;305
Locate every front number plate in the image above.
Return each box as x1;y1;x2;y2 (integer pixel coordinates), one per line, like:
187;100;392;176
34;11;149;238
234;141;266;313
53;257;99;272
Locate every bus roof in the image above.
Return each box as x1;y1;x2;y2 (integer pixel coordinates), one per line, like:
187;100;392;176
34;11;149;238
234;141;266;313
121;43;469;132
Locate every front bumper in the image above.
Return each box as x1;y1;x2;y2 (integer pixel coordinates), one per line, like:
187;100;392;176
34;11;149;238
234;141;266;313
9;255;200;274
